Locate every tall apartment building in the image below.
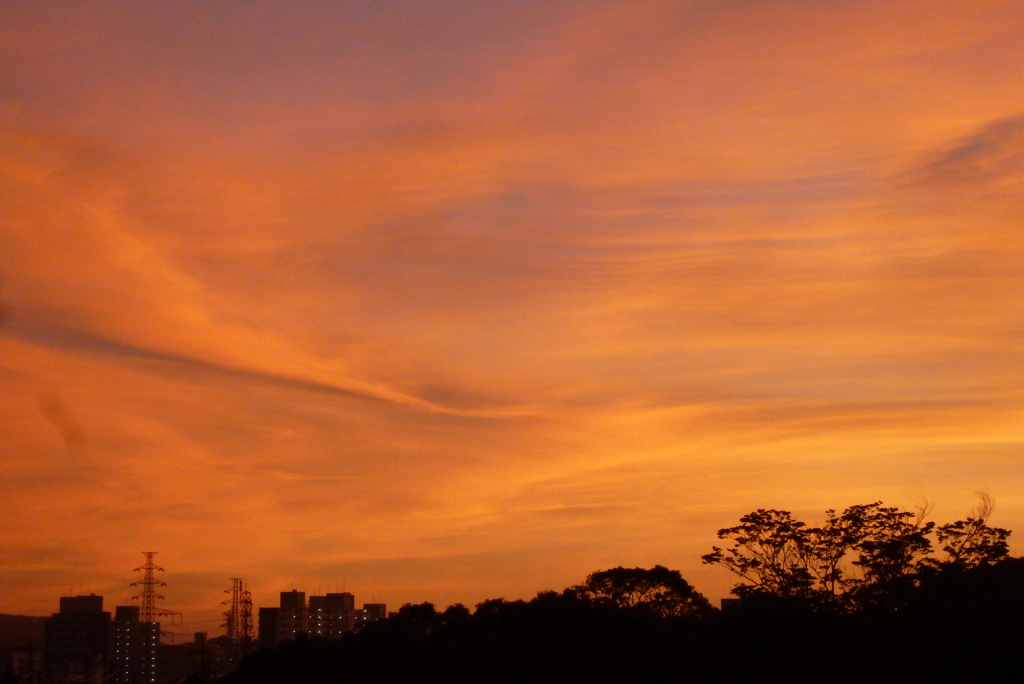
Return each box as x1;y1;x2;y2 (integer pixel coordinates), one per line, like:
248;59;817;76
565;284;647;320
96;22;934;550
276;591;308;643
110;605;159;684
44;595;111;683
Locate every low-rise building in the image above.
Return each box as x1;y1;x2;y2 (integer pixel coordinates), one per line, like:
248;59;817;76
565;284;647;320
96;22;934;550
258;591;386;647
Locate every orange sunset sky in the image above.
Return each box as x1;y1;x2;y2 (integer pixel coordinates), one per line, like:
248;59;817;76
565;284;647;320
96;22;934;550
1;0;1022;637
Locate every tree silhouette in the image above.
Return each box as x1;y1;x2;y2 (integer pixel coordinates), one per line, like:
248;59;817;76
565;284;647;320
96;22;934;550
701;509;817;599
704;495;1011;611
931;493;1010;568
804;505;873;596
391;603;439;630
569;565;713;617
440;603;471;624
850;502;933;583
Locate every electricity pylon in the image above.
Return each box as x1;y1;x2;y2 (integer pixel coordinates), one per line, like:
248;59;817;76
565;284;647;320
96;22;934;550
131;552;182;625
222;578;254;644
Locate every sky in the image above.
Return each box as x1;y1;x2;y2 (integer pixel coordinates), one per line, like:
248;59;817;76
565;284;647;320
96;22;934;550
0;0;1021;638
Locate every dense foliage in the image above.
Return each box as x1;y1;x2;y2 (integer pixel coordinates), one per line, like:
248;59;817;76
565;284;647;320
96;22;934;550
702;494;1011;610
221;498;1019;683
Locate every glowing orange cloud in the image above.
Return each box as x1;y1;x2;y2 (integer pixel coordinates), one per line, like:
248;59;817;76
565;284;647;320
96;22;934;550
0;0;1020;634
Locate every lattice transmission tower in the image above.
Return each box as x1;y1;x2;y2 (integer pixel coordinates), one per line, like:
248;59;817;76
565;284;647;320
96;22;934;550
241;583;253;643
222;578;254;643
131;552;182;625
